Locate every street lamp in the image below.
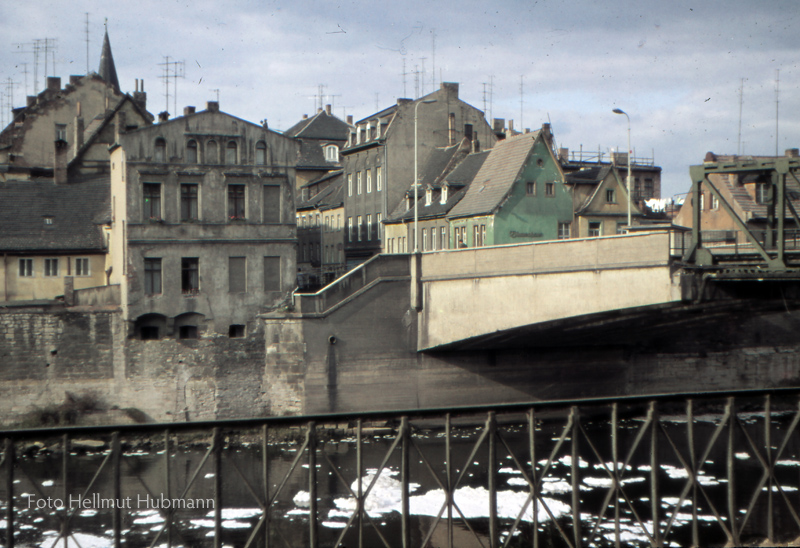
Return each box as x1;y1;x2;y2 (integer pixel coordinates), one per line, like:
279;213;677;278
612;108;632;228
414;99;437;253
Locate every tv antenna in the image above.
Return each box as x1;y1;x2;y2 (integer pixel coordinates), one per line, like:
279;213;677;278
158;56;186;115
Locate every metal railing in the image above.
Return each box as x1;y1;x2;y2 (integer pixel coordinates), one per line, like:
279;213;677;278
671;228;800;259
2;387;800;547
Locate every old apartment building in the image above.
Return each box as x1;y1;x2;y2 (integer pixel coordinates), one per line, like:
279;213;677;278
109;102;299;339
341;82;497;265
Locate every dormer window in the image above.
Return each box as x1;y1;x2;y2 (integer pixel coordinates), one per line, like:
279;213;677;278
356;128;361;145
441;185;448;204
324;145;339;162
55;124;67;142
425;187;432;206
44;216;54;226
406;193;413;211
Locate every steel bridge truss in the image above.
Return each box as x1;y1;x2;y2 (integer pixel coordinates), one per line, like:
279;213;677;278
2;389;800;547
684;156;800;273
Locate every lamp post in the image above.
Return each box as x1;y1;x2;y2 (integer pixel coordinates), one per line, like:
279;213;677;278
612;108;632;228
414;99;437;252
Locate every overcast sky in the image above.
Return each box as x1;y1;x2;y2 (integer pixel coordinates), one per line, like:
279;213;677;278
1;0;799;198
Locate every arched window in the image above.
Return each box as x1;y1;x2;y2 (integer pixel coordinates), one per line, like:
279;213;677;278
154;138;166;162
186;140;198;164
226;141;238;164
324;144;339;162
207;140;218;164
255;141;267;165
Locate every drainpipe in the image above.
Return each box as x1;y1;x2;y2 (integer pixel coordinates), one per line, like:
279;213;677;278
2;254;7;301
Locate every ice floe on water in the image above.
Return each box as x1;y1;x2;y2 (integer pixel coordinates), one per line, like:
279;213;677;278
39;531;111;548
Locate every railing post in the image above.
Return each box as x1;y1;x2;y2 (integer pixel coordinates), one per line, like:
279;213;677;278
688;400;698;547
112;432;121;548
5;438;14;548
488;411;498;548
529;409;538;548
213;427;222;548
62;433;69;548
308;422;318;548
262;424;270;548
401;416;410;548
726;398;739;546
650;402;661;548
571;407;581;548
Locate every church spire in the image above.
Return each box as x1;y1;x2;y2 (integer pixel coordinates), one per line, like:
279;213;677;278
97;20;120;92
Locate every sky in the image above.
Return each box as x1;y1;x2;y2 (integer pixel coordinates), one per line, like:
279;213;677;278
1;0;799;198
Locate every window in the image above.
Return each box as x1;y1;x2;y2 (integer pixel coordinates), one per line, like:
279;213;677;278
226;141;238;164
143;183;161;220
644;178;654;198
229;257;246;293
558;222;571;240
55;124;67;141
263;185;281;223
154;138;166;162
144;258;162;295
633;178;642;201
357;172;362;195
526;182;536;196
44;258;59;277
425;188;432;206
606;189;616;203
474;225;483;247
441;185;448;203
367;170;372;193
75;258;90;276
376;166;383;191
545;182;555;196
588;222;602;237
756;183;769;204
441;226;448;249
616;222;627;234
377;213;382;239
186;140;198;163
431;227;437;251
422;228;428;251
699;193;705;210
337;214;341;231
181;258;199;294
229;324;246;338
348;217;353;242
228;184;246;220
181;184;198;221
18;258;33;277
711;194;719;210
255;141;267;165
207;140;218;164
464;123;473;140
357;215;363;241
264;256;281;291
325;145;338;162
44;216;54;226
367;214;372;240
140;326;160;340
348;174;353;196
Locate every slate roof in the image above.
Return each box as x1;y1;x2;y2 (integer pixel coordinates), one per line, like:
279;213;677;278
297;171;344;211
0;178;110;252
565;165;615;212
386;149;490;223
284;111;350;140
98;30;120;92
448;132;540;219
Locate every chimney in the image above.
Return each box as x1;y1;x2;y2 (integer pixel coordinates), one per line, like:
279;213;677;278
558;147;569;161
508;119;514;133
54;139;68;184
115;111;126;142
325;104;332;115
786;148;799;158
158;111;170;123
302;114;308;120
26;96;36;108
133;79;147;111
493;118;505;133
184;106;196;116
74;116;85;156
69;75;82;85
441;82;459;98
472;136;480;153
206;101;219;112
346;115;353;125
46;77;61;92
448;113;455;146
317;107;323;114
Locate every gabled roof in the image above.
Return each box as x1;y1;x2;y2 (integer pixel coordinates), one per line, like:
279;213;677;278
285;110;350;141
0;177;109;252
448;132;544;219
297;171;344;211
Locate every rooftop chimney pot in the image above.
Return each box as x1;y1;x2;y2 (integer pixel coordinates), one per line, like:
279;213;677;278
206;101;219;112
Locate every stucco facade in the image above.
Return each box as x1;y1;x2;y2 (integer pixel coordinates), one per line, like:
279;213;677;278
109;103;299;338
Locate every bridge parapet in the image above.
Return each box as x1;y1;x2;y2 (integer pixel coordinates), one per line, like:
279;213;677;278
418;232;681;350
